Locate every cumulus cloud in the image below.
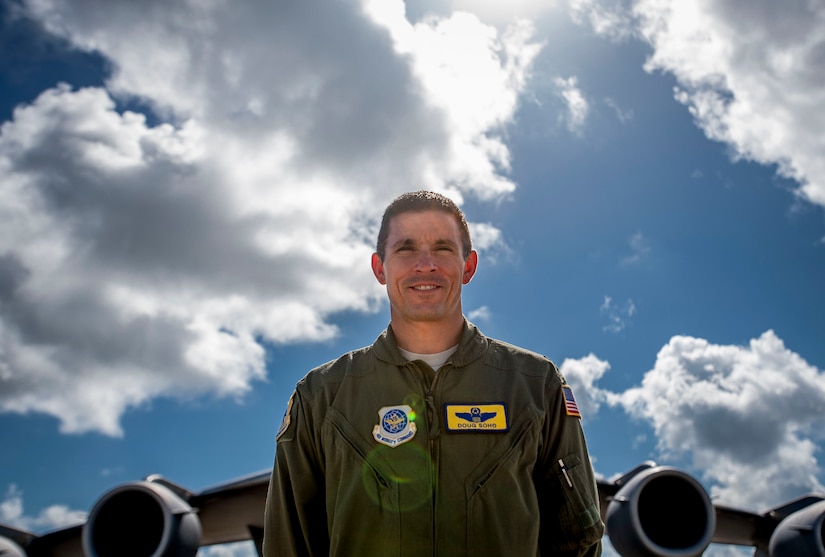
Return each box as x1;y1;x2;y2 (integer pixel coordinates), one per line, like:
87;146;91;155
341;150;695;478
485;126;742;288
468;221;513;264
572;0;825;210
0;0;541;435
365;1;543;199
561;331;825;513
559;353;611;418
445;0;560;26
607;330;825;509
0;484;86;532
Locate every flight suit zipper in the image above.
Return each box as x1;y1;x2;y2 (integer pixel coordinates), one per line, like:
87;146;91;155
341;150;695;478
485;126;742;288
427;362;451;556
409;360;442;556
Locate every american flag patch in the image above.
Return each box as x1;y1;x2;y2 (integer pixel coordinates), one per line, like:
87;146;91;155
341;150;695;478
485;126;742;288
563;385;581;418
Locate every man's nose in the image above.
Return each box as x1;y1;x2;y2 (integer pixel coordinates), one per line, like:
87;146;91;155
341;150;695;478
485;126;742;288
414;251;437;271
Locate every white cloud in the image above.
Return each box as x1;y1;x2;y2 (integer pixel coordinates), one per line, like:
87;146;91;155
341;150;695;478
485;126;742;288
468;221;512;263
600;295;636;333
705;548;750;557
620;230;650;265
560;330;824;521
364;1;543;199
607;330;825;509
604;97;634;124
198;542;258;557
568;0;637;41
559;353;611;418
573;0;825;210
0;0;541;435
467;305;492;322
445;0;560;26
0;484;86;532
600;538;622;557
553;76;590;135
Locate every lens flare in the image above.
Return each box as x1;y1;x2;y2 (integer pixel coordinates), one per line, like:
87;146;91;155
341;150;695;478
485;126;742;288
361;442;433;512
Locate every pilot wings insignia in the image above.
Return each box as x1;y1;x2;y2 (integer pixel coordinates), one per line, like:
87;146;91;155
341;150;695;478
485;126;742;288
455;409;497;422
445;403;508;432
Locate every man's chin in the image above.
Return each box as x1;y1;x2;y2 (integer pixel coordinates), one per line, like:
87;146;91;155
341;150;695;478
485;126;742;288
400;304;460;323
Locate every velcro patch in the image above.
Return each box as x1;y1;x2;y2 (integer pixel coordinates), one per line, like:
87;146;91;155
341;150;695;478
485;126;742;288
276;392;295;441
563;385;581;418
445;403;508;432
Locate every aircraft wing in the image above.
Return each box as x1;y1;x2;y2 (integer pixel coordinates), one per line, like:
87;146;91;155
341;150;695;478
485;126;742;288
596;461;825;557
3;462;825;557
187;470;269;548
0;470;271;557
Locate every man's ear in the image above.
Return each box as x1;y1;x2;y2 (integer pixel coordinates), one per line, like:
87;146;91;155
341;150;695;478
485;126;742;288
462;250;478;285
371;252;387;285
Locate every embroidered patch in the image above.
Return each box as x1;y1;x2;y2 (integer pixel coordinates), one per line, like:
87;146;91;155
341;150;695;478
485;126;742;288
445;403;508;432
276;392;295;441
563;385;581;418
373;405;417;447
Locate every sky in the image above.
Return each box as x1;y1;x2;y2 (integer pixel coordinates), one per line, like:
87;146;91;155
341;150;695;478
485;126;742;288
0;0;824;555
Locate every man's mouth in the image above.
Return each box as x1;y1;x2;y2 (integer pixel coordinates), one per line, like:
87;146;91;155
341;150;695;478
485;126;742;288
411;285;439;291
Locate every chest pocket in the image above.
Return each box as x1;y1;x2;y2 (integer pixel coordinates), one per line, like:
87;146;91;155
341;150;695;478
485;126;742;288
325;407;402;556
465;406;543;556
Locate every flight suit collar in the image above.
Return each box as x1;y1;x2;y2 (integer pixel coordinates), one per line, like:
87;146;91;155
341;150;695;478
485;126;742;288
372;319;488;368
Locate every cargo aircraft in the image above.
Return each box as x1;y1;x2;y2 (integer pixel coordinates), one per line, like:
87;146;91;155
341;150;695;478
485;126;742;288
1;461;823;556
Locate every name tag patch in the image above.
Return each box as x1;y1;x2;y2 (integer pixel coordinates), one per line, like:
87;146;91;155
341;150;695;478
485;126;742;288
445;403;508;432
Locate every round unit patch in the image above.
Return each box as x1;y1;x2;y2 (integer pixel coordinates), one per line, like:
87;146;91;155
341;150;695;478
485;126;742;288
373;405;417;448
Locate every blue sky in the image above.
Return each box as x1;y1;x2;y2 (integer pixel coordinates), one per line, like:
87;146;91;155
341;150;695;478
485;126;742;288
1;0;824;555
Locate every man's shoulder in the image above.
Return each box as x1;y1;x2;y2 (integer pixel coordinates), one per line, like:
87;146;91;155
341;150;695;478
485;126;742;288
482;336;560;379
484;335;551;362
296;344;376;394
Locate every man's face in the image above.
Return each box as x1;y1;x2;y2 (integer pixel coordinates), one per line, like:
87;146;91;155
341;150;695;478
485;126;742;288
371;210;477;328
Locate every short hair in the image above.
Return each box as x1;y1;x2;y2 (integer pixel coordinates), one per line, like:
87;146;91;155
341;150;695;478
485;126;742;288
376;190;472;261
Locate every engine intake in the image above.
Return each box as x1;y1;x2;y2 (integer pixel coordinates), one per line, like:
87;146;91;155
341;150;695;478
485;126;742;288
82;481;201;557
769;499;825;557
606;466;715;557
0;537;27;557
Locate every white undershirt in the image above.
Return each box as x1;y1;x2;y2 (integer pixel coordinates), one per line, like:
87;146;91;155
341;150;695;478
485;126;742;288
399;345;459;371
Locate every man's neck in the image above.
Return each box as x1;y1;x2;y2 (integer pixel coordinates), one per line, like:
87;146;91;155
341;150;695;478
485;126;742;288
391;316;464;354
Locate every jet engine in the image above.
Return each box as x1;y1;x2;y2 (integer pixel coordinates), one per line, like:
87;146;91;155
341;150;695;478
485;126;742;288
605;466;715;557
0;537;27;557
82;480;202;557
768;498;825;557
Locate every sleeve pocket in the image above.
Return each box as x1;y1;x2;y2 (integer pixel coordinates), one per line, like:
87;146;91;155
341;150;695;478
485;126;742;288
541;454;604;551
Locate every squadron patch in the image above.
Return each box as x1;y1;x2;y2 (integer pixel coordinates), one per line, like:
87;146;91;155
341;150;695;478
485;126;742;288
562;385;581;418
445;403;508;432
276;392;295;441
373;405;417;448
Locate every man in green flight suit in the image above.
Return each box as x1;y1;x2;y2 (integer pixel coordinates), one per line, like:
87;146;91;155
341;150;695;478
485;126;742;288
263;190;603;556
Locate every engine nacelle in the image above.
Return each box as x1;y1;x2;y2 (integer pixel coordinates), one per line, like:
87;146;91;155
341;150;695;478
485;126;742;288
0;537;27;557
769;499;825;557
606;466;715;557
82;481;202;557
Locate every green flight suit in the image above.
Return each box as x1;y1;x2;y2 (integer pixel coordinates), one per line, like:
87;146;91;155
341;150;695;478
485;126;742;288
264;321;603;556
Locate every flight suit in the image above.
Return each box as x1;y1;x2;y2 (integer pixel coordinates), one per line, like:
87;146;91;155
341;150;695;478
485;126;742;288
264;321;603;556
